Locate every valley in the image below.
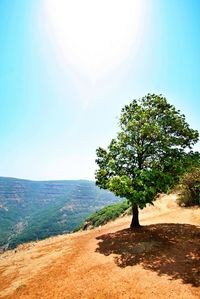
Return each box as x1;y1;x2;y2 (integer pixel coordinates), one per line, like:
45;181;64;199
0;177;120;250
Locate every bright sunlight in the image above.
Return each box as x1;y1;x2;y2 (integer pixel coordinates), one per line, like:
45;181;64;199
42;0;148;82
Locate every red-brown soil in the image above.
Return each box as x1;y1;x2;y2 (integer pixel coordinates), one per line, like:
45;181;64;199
0;194;200;299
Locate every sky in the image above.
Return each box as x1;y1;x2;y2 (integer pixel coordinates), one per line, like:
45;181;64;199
0;0;200;180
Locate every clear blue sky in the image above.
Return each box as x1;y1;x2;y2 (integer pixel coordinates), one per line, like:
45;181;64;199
0;0;200;180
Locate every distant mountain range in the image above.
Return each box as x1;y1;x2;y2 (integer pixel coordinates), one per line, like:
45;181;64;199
0;177;120;250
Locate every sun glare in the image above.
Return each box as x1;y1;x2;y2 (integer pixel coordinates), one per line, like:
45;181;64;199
42;0;147;82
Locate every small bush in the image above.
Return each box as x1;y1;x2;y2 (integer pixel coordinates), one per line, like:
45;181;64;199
78;201;130;230
177;167;200;207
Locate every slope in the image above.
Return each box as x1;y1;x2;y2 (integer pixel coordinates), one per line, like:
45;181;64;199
0;194;199;299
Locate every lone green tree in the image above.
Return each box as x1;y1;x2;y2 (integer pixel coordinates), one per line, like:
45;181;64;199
95;94;199;228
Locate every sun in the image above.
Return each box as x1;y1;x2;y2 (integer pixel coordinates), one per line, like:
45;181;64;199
42;0;148;82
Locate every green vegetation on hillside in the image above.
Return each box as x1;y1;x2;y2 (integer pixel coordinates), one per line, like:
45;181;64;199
78;200;130;230
0;178;120;250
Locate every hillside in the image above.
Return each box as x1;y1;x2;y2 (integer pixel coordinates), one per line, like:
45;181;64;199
0;177;120;250
0;194;199;299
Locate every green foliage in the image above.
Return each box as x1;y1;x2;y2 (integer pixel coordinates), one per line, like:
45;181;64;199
78;201;130;230
177;167;200;206
96;94;199;212
0;178;120;250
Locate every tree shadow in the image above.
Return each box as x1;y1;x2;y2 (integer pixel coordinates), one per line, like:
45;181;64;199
96;223;200;287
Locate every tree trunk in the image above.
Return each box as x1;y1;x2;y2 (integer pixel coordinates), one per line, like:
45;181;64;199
130;204;141;228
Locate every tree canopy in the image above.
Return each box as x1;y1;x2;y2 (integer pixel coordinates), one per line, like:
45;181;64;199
95;94;199;227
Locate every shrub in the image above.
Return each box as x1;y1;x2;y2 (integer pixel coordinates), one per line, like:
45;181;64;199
177;167;200;206
78;200;130;230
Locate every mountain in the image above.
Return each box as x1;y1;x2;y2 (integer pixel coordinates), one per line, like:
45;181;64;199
0;177;120;250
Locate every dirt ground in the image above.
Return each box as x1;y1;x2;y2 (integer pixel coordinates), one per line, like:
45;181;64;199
0;194;200;299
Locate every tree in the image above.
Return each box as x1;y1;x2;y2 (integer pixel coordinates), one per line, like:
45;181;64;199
95;94;199;228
